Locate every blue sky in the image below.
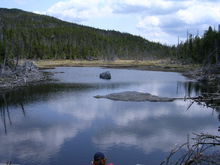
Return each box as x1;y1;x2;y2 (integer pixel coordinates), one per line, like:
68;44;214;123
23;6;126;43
1;0;220;45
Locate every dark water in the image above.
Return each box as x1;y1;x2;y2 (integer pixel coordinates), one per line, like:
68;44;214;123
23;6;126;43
0;67;219;165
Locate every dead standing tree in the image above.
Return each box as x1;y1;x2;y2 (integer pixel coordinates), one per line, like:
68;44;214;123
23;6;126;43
0;17;4;73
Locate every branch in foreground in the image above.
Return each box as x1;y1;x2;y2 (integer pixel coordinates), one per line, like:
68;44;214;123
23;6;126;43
161;133;220;165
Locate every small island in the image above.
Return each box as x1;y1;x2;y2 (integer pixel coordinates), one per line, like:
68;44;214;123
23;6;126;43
94;91;176;102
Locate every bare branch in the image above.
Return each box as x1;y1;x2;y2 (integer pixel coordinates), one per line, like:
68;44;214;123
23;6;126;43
161;133;220;165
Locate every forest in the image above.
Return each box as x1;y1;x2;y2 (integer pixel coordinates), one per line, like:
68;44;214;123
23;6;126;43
176;26;220;64
0;8;219;66
0;8;171;65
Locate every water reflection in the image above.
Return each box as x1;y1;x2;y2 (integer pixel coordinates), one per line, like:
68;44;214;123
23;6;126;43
0;94;23;135
176;81;201;97
93;101;217;152
179;79;220;133
0;67;219;165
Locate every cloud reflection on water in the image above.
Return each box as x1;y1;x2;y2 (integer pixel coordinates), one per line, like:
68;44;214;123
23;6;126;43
92;100;218;154
0;67;219;165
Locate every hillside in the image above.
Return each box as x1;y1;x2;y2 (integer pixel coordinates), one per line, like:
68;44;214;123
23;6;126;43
0;8;172;63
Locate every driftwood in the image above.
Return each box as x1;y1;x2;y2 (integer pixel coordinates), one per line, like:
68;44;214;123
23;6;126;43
184;95;220;110
161;133;220;165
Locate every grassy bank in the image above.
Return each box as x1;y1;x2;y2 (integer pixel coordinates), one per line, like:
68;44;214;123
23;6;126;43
34;59;200;72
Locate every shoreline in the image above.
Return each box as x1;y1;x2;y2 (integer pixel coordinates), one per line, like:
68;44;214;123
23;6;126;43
35;59;200;73
0;59;201;94
0;61;52;94
0;71;51;94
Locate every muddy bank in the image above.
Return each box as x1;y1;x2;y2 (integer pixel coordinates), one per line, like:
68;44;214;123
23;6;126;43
183;66;217;80
95;91;176;102
0;61;50;93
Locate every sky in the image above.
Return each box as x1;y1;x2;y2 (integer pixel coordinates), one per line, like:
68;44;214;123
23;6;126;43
0;0;220;45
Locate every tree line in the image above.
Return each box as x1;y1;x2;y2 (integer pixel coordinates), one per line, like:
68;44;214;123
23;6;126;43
1;8;218;67
0;8;171;66
175;26;220;64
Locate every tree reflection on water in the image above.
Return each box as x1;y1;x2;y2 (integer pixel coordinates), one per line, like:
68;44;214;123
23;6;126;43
0;68;220;165
178;80;220;132
0;94;26;135
176;81;201;97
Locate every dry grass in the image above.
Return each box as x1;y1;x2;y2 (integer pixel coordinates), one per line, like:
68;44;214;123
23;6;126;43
35;59;161;67
34;59;200;72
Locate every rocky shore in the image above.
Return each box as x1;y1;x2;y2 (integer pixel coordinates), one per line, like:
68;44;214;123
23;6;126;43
0;61;49;93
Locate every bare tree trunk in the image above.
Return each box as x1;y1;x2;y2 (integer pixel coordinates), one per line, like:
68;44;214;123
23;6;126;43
2;42;7;74
0;18;7;74
14;39;20;70
215;39;220;64
0;18;4;74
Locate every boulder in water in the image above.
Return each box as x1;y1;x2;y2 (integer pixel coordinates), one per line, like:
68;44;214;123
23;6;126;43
99;71;111;80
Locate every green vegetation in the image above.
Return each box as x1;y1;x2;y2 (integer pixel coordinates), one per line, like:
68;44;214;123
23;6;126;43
176;26;220;64
0;8;219;66
0;8;171;64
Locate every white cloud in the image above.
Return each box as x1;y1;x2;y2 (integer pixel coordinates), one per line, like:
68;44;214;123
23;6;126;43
115;0;177;10
137;18;176;44
138;16;160;28
45;0;113;22
177;1;220;24
135;0;220;44
35;0;220;44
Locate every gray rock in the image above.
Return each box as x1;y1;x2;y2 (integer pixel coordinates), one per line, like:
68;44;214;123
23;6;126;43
0;61;47;91
99;71;111;80
95;91;176;102
22;61;38;72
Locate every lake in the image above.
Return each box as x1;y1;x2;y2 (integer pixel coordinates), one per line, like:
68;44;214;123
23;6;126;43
0;67;219;165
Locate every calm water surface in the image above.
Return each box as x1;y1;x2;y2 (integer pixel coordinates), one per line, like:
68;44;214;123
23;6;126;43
0;67;219;165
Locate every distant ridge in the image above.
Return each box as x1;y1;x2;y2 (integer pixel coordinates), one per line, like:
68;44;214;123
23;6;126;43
0;8;171;61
